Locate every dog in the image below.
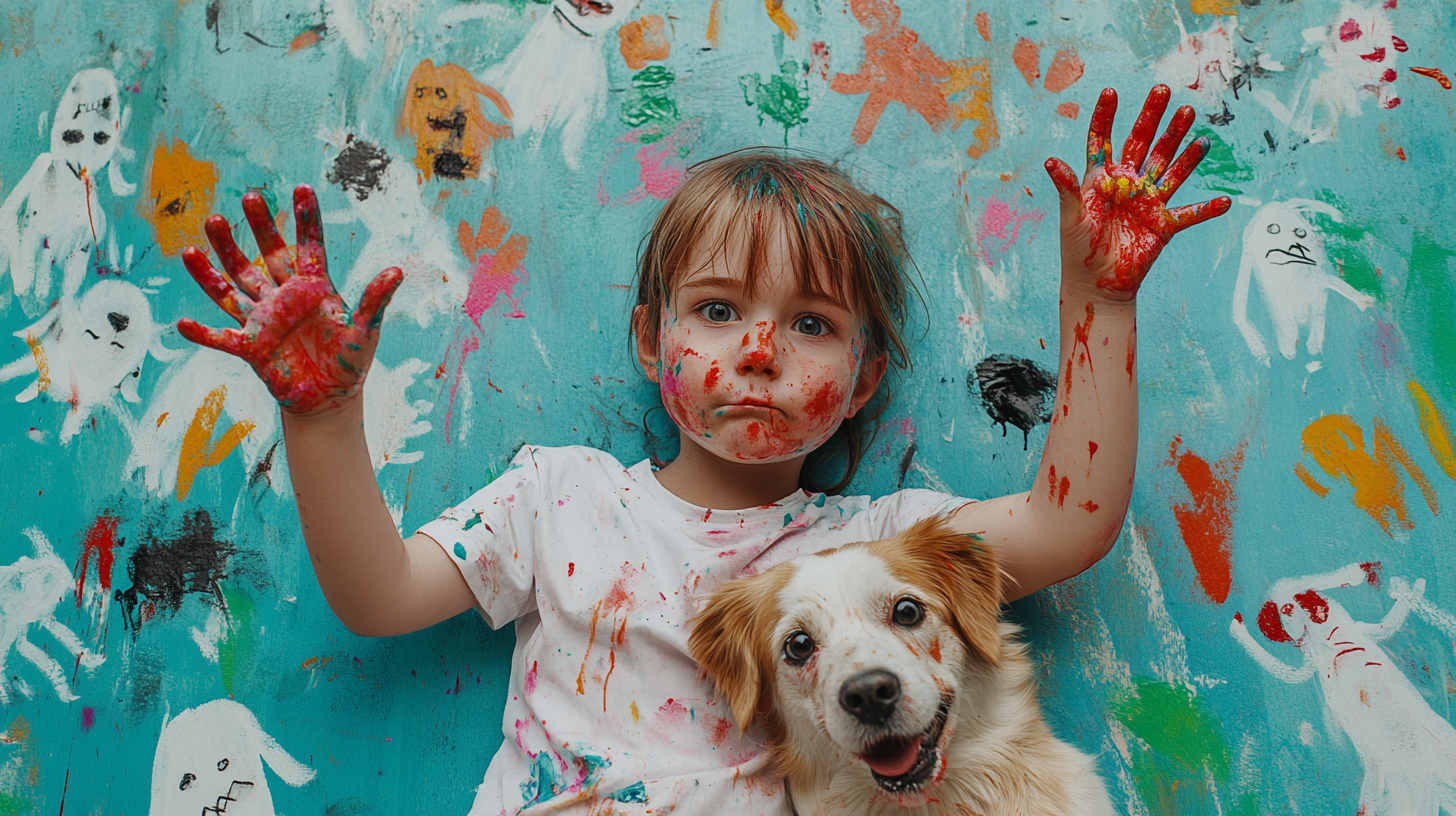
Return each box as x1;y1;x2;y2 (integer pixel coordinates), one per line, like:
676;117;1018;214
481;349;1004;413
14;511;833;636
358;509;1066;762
689;516;1116;815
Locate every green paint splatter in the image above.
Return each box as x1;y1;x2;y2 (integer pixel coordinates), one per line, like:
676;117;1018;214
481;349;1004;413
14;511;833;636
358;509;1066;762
0;792;33;815
464;512;484;531
1405;230;1456;404
607;781;649;803
739;60;810;144
1310;190;1382;299
1191;127;1251;196
453;542;469;560
219;585;257;697
620;65;680;135
1112;678;1229;782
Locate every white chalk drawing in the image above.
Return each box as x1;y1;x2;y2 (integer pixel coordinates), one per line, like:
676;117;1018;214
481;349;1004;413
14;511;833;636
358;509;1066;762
0;67;135;316
149;698;316;816
1154;17;1245;110
1232;199;1374;366
362;356;434;469
321;134;467;328
482;0;643;170
322;0;417;76
1253;1;1402;143
0;529;105;705
1231;565;1456;815
0;279;178;443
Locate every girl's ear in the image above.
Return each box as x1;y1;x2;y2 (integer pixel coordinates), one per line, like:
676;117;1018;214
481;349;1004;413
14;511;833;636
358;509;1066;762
633;305;660;383
846;353;887;418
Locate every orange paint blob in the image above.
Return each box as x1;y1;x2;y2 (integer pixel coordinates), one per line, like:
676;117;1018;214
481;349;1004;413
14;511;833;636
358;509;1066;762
1168;436;1245;604
1300;414;1439;535
1013;38;1041;87
974;10;991;42
176;384;255;501
943;58;998;159
1407;381;1456;480
619;15;671;70
144;139;219;256
1056;101;1080;119
765;0;799;39
1043;49;1084;94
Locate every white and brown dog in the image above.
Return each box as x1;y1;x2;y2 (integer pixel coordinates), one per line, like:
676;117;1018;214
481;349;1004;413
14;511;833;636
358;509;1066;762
689;517;1115;815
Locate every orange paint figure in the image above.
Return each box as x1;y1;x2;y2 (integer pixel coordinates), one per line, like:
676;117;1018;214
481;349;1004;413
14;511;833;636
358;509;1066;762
830;0;951;144
398;59;513;181
1296;414;1439;536
144;139;219;257
618;15;671;70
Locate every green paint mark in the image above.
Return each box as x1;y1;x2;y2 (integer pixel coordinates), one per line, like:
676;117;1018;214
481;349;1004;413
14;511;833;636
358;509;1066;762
739;60;810;144
464;512;484;531
1310;190;1382;299
620;65;680;134
607;781;649;803
219;585;257;697
453;542;468;560
1191;127;1251;196
0;792;33;815
1405;230;1456;404
1111;678;1229;782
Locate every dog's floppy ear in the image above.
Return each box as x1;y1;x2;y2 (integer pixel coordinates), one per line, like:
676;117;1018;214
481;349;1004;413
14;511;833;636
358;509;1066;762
875;515;1004;667
688;565;793;732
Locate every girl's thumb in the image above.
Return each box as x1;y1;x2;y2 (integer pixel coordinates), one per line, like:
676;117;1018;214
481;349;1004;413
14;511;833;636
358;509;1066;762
353;267;405;334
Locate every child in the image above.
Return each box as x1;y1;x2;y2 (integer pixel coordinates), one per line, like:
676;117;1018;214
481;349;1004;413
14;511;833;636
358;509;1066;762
176;85;1228;814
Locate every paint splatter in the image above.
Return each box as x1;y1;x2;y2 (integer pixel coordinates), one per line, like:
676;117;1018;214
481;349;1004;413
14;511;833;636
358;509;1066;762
942;58;998;158
969;355;1056;449
1407;381;1456;481
620;65;681;130
73;514;121;606
144;139;219;256
1409;66;1453;89
326;137;391;202
618;15;670;70
114;509;254;637
740;61;811;141
175;383;255;500
1296;414;1438;535
831;0;950;144
1168;437;1245;604
459;206;529;325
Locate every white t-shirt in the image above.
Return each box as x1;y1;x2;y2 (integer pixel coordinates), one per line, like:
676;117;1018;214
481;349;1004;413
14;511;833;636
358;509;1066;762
419;445;969;816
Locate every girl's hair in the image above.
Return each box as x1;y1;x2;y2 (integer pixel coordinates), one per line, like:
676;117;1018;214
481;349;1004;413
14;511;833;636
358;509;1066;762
633;149;918;494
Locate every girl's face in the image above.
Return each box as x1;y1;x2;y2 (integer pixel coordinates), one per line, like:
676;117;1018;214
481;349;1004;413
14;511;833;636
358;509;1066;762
638;221;886;465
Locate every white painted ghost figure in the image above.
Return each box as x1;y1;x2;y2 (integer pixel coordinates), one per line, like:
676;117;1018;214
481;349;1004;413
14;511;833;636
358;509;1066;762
0;528;105;705
482;0;643;171
149;699;316;816
320;135;467;328
1232;199;1374;367
1152;17;1244;110
0;279;178;443
1254;1;1402;143
1230;565;1456;816
125;345;433;498
0;67;136;316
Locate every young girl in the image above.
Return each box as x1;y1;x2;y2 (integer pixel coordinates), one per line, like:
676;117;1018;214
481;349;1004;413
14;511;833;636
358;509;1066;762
176;85;1228;814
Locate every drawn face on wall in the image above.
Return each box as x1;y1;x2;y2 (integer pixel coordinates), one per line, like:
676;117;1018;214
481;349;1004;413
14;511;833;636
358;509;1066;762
49;68;122;180
1319;2;1403;108
149;699;315;816
1244;202;1332;277
70;280;151;400
551;0;640;38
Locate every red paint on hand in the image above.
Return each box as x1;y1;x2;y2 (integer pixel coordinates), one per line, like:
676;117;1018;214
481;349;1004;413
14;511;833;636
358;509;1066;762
176;186;403;414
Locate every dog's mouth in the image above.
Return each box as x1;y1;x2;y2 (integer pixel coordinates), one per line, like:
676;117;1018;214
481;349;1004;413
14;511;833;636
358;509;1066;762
858;699;950;793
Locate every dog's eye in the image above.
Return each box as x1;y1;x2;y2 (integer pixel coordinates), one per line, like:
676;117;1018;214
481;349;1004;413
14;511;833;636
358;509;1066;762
782;631;815;664
892;598;924;628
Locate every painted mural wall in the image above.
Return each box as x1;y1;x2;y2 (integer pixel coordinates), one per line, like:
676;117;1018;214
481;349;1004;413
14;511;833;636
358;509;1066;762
0;0;1453;812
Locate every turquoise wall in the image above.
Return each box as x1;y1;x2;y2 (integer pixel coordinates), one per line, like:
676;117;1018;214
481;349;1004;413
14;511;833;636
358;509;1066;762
2;0;1454;812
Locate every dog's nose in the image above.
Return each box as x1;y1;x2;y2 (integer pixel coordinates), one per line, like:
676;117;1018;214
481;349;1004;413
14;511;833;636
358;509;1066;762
839;670;901;726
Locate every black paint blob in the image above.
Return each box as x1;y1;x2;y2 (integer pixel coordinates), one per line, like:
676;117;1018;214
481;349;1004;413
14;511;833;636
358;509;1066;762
114;509;245;636
327;137;392;201
969;354;1057;450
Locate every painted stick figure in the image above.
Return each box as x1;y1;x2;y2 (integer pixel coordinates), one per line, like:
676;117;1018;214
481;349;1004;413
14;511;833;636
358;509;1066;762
830;0;950;145
0;68;135;316
0;528;105;705
1233;200;1374;366
1230;564;1456;815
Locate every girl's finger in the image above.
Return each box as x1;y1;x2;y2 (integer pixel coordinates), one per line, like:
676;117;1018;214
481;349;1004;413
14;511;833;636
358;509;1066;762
1043;158;1085;223
1157;136;1211;201
177;317;249;357
241;192;295;285
182;246;253;325
293;185;328;279
204;214;271;300
353;267;405;334
1168;197;1232;233
1085;88;1118;171
1121;85;1171;171
1143;105;1196;183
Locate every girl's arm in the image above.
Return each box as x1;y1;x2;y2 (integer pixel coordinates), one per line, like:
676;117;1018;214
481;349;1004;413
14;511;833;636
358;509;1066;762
947;86;1230;601
179;186;476;636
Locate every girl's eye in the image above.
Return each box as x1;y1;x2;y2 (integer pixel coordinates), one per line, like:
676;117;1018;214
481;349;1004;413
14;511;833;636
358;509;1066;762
782;631;816;664
700;302;737;323
892;598;924;628
794;316;828;337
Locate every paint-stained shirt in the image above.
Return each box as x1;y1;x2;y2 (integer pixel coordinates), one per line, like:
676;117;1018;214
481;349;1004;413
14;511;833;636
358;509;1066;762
420;444;969;816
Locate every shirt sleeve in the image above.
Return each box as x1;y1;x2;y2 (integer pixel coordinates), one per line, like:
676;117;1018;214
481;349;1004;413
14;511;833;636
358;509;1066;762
417;444;542;629
866;488;975;539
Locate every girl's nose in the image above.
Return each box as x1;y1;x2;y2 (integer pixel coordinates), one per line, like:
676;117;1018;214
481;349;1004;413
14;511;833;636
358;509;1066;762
736;320;780;377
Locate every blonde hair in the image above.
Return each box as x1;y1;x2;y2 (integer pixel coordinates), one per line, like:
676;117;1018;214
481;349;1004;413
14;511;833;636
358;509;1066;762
633;149;918;493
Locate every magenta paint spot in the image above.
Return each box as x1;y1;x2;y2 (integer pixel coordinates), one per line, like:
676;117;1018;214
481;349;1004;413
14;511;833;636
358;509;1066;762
82;706;95;731
463;252;527;327
974;196;1044;264
1339;18;1363;41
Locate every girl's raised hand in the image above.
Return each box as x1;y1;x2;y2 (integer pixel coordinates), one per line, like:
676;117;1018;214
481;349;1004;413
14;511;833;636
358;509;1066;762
1045;85;1231;298
176;185;403;414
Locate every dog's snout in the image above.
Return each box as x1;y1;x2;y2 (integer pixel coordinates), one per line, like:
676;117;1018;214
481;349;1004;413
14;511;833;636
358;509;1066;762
839;670;901;726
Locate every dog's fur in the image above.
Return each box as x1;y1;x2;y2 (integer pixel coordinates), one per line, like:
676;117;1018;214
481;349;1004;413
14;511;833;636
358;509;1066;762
689;517;1115;815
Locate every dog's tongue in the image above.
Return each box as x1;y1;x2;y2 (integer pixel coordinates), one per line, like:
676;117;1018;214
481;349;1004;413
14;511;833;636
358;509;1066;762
859;736;920;778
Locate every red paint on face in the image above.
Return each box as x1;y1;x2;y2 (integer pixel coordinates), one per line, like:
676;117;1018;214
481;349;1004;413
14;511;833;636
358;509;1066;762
1168;436;1245;604
704;363;722;390
75;514;121;605
1294;589;1329;624
1257;600;1294;643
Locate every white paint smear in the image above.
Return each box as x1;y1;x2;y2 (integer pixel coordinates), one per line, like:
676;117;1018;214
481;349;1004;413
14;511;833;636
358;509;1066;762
0;528;105;705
